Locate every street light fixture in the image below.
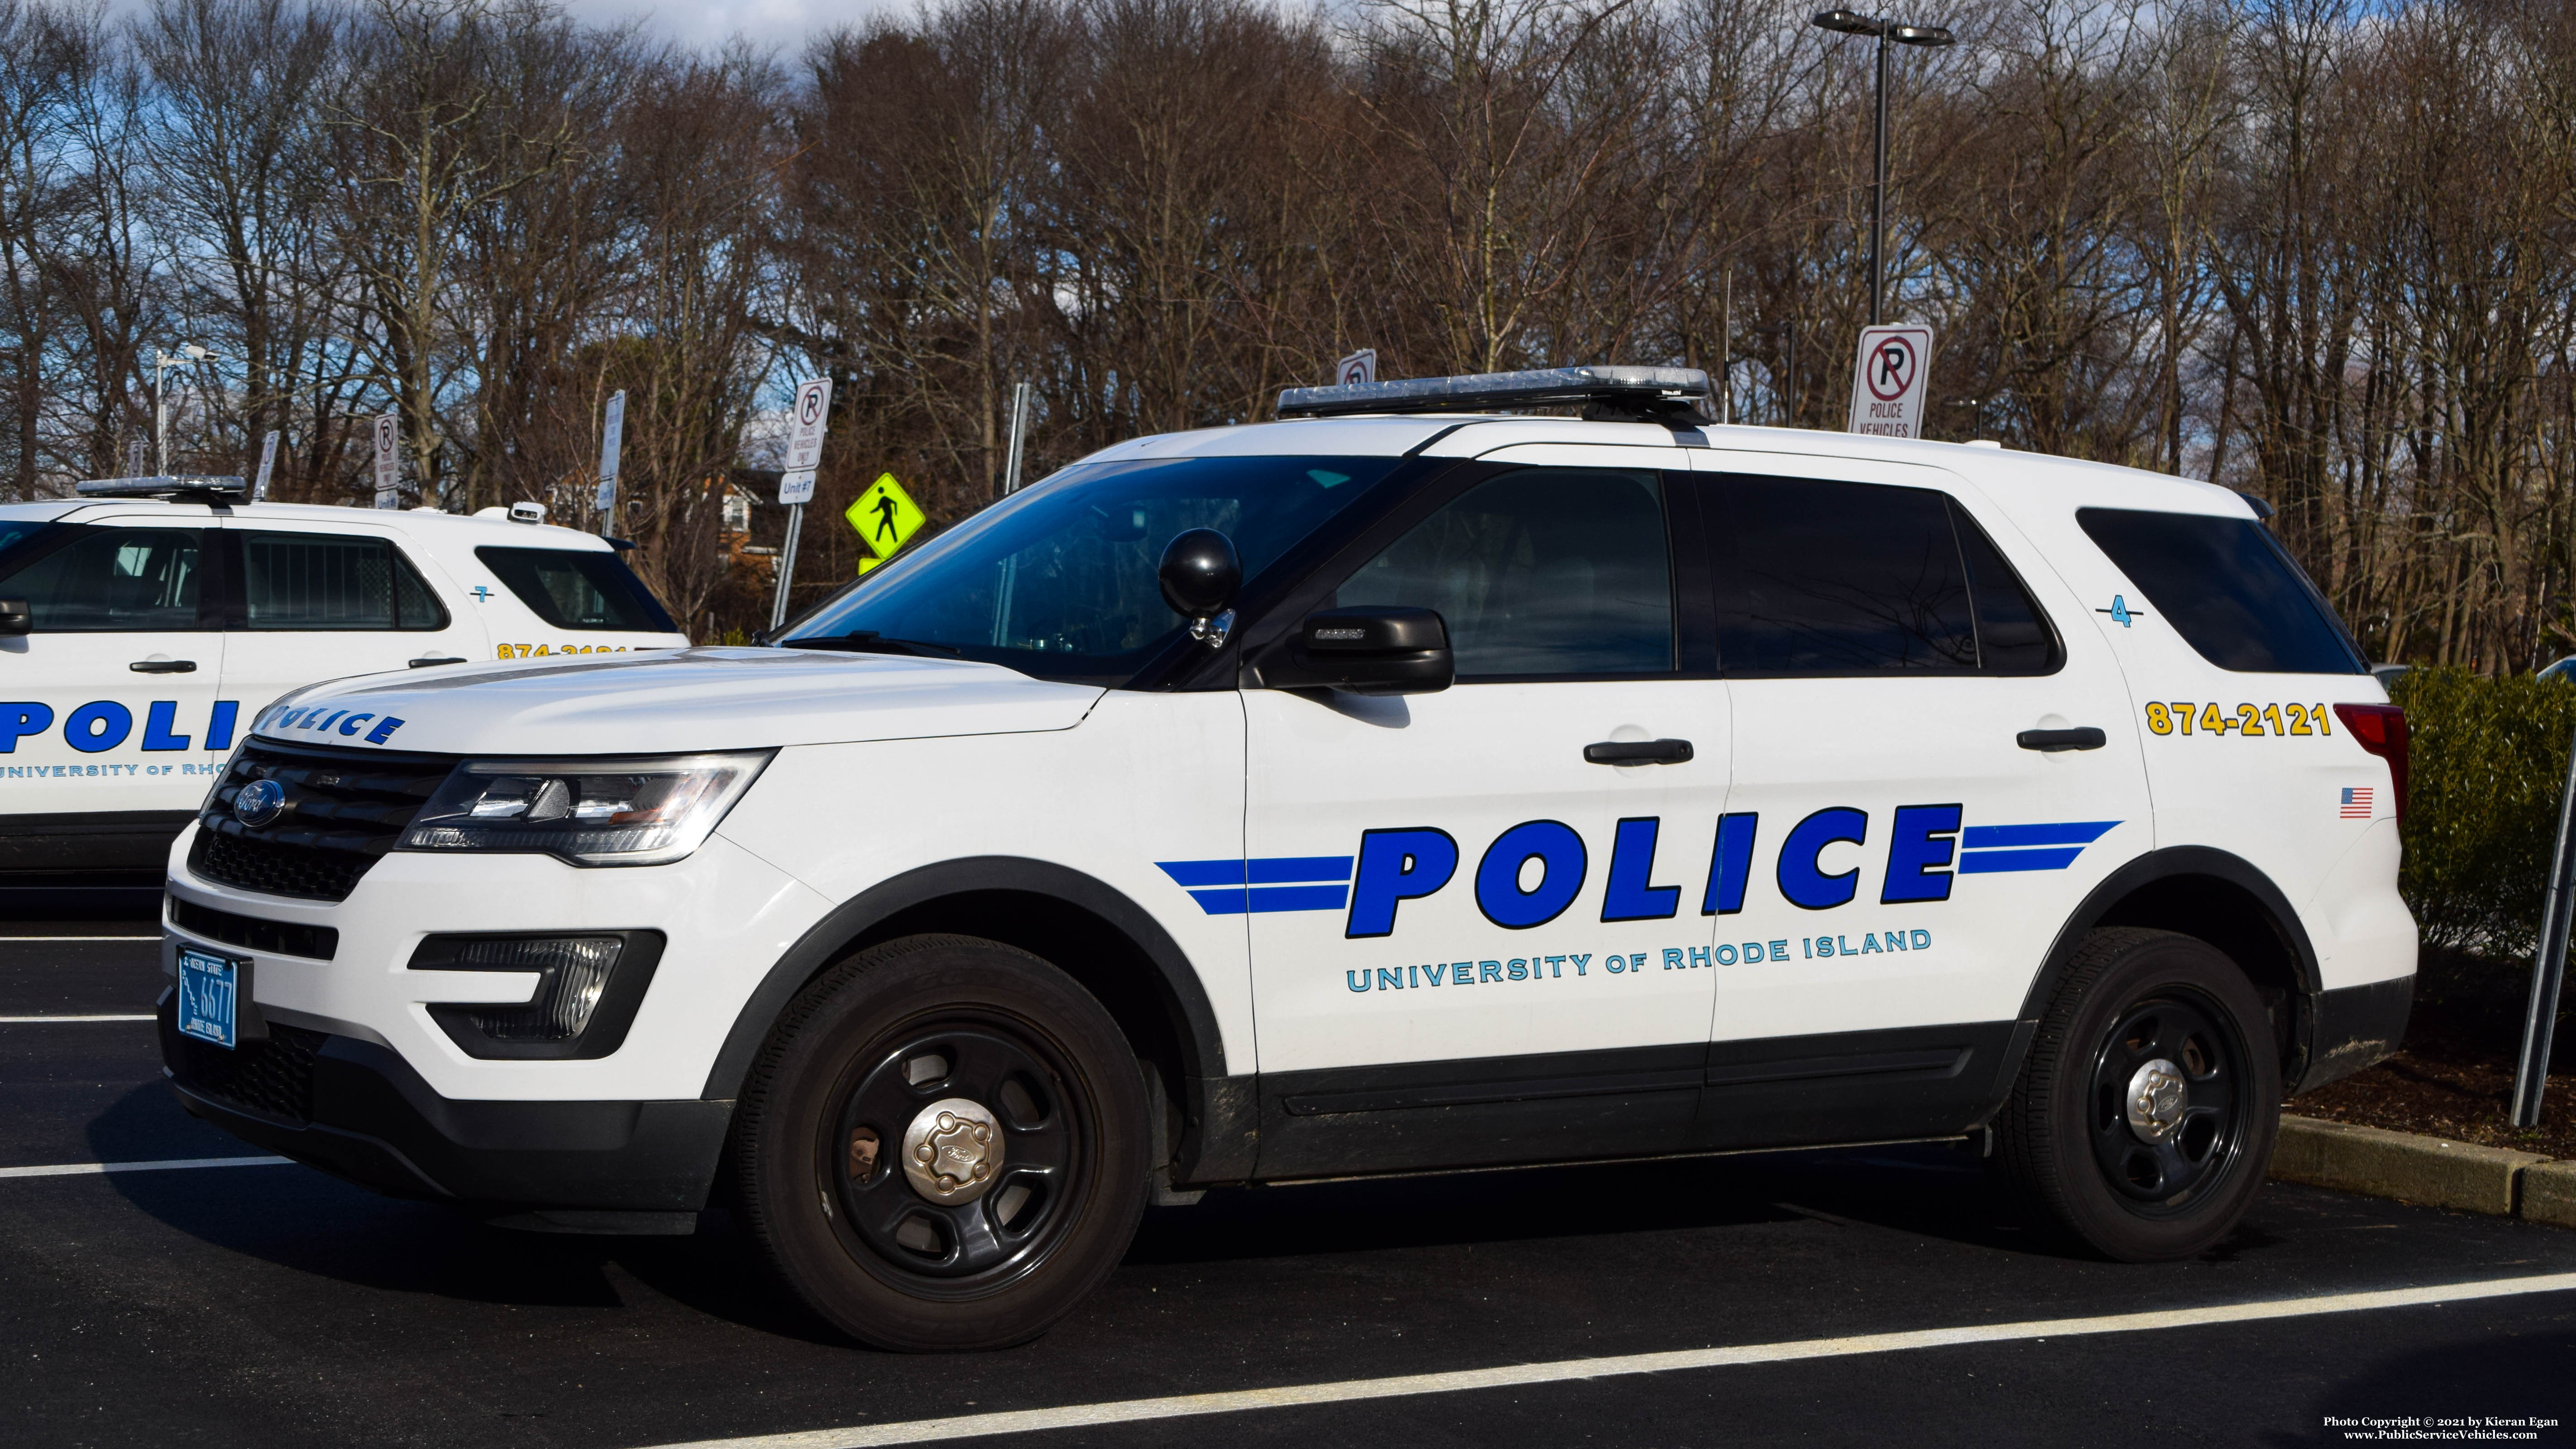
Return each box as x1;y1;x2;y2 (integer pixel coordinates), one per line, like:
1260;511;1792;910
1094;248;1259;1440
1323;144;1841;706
151;342;218;475
1810;10;1955;327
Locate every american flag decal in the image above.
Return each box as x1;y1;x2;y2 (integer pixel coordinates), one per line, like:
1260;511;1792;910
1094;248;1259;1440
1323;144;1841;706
2340;786;2374;819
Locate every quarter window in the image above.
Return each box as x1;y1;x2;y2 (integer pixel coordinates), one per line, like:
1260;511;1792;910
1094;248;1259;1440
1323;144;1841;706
2076;508;2363;674
476;547;677;633
1334;468;1676;678
0;526;202;632
1703;475;2058;677
241;532;448;631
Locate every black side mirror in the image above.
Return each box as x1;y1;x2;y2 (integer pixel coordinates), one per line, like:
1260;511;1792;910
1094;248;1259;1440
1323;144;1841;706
1254;605;1453;695
1159;529;1240;644
0;599;28;636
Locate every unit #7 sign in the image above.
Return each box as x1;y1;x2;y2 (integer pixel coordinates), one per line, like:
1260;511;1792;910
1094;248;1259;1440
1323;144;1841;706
1846;325;1934;439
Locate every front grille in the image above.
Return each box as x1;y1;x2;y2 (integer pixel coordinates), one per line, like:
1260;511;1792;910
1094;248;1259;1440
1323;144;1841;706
170;1022;326;1124
167;896;339;960
189;831;372;901
189;739;454;902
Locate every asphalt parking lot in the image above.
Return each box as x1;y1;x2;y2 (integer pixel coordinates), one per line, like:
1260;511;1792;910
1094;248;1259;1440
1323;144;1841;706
5;920;2573;1449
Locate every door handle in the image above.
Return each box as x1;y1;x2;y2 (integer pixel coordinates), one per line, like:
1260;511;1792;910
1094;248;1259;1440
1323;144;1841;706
1584;739;1694;765
408;655;468;668
128;659;196;673
2018;727;2106;752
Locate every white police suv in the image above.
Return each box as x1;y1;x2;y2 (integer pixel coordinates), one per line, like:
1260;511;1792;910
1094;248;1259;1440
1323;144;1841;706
158;369;2414;1352
0;477;686;888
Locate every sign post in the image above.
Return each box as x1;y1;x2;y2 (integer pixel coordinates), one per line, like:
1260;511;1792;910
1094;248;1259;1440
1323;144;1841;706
1845;325;1933;439
771;378;833;633
1337;349;1378;388
2515;726;2576;1127
372;413;400;509
595;390;625;537
253;429;279;501
1002;381;1033;495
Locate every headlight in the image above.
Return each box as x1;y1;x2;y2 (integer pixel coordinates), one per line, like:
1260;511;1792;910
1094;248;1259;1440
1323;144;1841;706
398;751;772;865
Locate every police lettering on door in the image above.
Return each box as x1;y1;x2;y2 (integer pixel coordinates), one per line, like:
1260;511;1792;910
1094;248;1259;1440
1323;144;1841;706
1158;806;2122;999
1;699;240;774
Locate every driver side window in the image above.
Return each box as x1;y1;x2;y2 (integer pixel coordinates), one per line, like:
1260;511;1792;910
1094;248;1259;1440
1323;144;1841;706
0;527;204;632
1334;468;1676;679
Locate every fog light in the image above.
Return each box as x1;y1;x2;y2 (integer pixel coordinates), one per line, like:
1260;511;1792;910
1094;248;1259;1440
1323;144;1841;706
458;936;620;1040
410;931;664;1060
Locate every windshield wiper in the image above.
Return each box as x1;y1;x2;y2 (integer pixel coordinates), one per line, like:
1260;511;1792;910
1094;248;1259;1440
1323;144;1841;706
780;631;964;657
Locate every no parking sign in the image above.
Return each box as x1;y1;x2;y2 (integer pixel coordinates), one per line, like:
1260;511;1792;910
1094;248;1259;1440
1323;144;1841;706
1846;325;1933;439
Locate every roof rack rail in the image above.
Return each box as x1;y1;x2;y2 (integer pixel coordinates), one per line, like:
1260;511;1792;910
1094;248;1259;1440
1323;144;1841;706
75;475;249;503
1276;365;1713;428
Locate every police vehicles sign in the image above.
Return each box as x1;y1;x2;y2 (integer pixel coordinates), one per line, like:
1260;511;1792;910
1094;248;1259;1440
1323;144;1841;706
1847;324;1933;438
157;367;2414;1355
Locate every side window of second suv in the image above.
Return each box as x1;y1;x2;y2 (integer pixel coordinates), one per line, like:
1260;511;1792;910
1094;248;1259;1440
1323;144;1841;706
240;532;448;632
0;526;205;631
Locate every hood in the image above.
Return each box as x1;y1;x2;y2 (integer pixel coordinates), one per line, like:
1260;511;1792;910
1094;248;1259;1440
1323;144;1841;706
251;647;1106;756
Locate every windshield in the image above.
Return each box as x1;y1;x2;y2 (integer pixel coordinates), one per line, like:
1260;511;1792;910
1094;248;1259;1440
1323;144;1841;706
781;455;1401;684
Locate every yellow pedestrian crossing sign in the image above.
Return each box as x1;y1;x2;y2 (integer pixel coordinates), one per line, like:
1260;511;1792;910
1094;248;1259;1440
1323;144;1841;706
846;472;924;566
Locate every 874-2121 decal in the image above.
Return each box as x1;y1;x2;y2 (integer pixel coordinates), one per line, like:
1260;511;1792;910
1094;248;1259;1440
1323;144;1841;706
496;643;633;659
2144;701;2333;738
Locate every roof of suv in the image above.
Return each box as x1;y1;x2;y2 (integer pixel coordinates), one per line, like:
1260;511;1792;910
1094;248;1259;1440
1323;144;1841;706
1084;414;2254;520
0;496;619;548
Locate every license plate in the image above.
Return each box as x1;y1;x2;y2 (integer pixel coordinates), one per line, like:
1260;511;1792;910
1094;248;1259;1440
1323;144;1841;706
176;945;243;1050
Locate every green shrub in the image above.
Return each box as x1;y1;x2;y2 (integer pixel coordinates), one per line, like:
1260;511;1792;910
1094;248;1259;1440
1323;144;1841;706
2391;667;2576;958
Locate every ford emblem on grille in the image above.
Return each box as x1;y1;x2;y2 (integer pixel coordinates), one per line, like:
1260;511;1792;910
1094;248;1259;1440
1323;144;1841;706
232;778;286;829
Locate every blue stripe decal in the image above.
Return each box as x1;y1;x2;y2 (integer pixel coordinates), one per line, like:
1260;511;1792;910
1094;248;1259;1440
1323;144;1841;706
1157;856;1358;890
1186;885;1352;915
1959;847;2086;873
1961;821;2120;849
1157;859;1242;888
1249;856;1355;884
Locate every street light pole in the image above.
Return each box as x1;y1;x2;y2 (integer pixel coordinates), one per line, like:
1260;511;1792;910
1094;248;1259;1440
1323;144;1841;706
1811;11;1955;328
1871;28;1889;326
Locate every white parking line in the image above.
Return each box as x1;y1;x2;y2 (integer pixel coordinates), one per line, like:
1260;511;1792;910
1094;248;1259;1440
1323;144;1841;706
0;935;160;942
0;1156;292;1180
0;1014;156;1023
636;1271;2576;1449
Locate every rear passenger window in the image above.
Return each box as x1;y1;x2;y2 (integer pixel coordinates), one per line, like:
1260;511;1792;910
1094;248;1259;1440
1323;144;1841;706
1334;468;1675;678
1703;475;2058;677
0;526;202;631
2077;509;2362;674
241;532;449;631
476;547;677;633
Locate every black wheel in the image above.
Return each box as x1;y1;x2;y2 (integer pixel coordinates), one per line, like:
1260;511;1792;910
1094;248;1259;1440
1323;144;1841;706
733;934;1147;1350
1996;927;2279;1262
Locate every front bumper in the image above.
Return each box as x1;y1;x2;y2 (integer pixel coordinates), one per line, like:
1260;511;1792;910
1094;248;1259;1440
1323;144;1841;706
160;989;731;1215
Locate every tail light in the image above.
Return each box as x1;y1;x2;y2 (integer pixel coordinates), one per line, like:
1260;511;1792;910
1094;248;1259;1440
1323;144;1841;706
2333;704;2409;825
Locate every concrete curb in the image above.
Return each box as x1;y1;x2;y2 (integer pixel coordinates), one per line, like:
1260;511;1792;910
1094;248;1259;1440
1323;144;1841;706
2273;1114;2560;1222
2523;1161;2576;1230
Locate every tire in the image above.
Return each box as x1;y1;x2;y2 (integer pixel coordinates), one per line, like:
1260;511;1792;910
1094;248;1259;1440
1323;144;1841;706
732;933;1148;1351
1996;927;2280;1262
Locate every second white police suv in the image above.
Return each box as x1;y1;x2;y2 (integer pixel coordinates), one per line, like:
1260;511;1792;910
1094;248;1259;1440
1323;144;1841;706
159;368;2416;1353
0;479;686;887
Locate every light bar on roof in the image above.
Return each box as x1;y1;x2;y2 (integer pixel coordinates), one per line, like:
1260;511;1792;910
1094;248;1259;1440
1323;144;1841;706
1276;365;1713;425
75;475;249;500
